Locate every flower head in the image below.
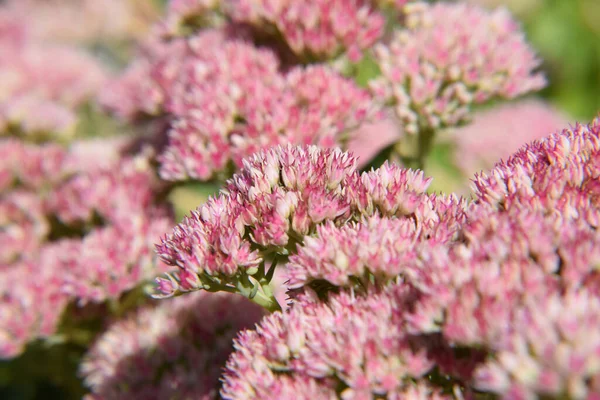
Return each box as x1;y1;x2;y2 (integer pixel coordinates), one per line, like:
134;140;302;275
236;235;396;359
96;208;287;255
222;288;437;399
81;291;264;400
471;118;600;228
371;2;545;134
227;0;386;61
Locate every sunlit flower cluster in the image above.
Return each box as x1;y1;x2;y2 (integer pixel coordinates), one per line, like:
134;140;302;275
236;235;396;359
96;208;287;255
217;121;600;399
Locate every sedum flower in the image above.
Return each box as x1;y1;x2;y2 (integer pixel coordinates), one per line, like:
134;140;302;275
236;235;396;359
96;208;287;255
0;242;73;358
62;213;173;304
0;190;48;265
286;196;466;291
0;22;107;139
156;145;434;309
0;137;174;357
81;291;264;400
48;152;164;225
0;139;68;191
221;288;439;399
371;2;545;134
226;0;386;61
159;65;379;181
471;118;600;228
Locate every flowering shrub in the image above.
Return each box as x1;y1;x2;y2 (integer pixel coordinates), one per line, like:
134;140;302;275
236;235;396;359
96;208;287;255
2;0;600;399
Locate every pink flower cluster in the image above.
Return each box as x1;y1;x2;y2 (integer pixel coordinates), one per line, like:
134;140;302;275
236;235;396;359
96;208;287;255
222;289;445;399
156;119;600;398
371;2;546;134
102;26;379;182
156;145;449;306
472;119;600;227
81;291;264;400
0;9;107;140
1;0;151;44
227;0;386;61
0;138;173;358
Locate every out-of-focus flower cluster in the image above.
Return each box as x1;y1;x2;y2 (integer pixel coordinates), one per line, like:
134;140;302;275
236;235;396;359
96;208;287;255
0;25;106;140
371;2;546;134
227;0;386;61
1;0;157;44
0;137;173;358
81;291;264;400
102;29;381;182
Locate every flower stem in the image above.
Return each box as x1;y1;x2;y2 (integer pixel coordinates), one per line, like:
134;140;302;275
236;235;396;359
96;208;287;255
396;127;436;171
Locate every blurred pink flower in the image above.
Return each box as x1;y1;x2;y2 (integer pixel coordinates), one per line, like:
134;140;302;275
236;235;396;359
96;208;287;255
0;191;48;265
371;2;545;134
0;243;73;358
449;100;569;178
227;0;386;61
0;26;107;139
81;291;264;400
2;0;152;44
159;65;379;181
0;138;174;358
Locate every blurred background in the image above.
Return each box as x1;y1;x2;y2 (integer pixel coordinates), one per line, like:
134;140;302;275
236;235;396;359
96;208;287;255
469;0;600;121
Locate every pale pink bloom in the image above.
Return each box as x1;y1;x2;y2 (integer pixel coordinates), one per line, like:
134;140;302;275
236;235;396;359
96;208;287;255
81;291;264;400
0;139;68;191
227;0;386;61
0;30;107;138
449;100;569;178
159;64;379;181
0;137;175;358
371;2;545;134
286;202;465;290
0;42;106;108
222;289;435;399
156;145;433;299
2;0;149;44
62;213;173;304
49;152;163;225
0;96;76;139
0;191;48;265
0;243;73;358
471;118;600;228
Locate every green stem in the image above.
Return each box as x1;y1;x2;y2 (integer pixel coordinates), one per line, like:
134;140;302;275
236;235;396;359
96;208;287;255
396;128;436;171
250;290;282;313
416;128;435;171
